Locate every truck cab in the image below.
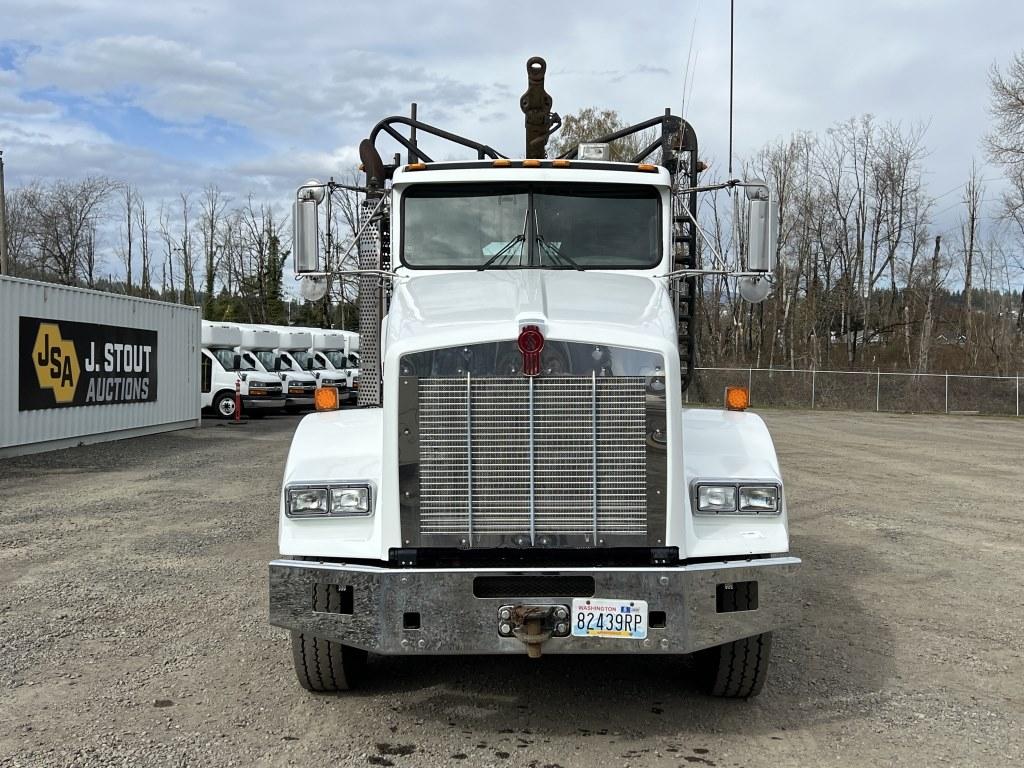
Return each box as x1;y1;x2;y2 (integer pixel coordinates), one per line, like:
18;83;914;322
269;62;797;698
200;322;284;418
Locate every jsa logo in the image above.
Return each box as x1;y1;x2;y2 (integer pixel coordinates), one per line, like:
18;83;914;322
32;323;80;403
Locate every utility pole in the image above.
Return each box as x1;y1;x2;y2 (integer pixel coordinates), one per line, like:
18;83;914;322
0;150;9;276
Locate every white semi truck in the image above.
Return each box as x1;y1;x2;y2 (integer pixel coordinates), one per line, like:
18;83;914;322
269;59;798;698
199;321;284;418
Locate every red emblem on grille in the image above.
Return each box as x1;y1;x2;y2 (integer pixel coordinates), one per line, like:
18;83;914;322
517;325;545;376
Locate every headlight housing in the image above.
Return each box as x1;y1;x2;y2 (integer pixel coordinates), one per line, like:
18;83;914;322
286;483;374;518
693;482;781;516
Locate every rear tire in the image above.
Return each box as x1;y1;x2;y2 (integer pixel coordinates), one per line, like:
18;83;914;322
290;583;367;692
697;581;772;698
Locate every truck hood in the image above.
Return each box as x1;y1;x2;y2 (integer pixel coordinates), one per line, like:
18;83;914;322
385;270;677;356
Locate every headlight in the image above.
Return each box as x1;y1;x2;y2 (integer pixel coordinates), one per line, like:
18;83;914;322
739;485;779;514
285;483;373;518
287;487;329;517
696;484;737;513
330;486;371;516
693;482;782;515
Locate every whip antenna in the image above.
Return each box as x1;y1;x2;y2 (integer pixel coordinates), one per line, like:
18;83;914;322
728;0;735;176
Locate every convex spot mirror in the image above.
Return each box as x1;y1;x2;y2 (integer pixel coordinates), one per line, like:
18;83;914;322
744;181;779;273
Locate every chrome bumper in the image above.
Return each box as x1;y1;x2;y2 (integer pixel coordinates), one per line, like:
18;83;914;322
268;556;800;655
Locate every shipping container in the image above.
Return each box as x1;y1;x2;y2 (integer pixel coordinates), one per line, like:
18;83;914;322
1;275;201;457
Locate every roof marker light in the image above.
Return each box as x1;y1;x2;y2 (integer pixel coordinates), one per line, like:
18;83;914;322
637;163;658;172
492;159;512;167
405;162;427;171
552;159;571;168
522;159;542;168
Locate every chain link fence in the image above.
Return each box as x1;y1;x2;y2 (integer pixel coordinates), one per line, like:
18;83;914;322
687;367;1023;416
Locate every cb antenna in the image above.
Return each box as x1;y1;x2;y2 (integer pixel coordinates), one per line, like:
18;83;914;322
728;0;735;176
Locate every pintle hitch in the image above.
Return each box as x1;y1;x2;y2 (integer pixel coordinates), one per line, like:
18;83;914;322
497;604;571;658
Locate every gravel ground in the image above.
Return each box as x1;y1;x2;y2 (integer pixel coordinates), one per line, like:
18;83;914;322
0;410;1021;767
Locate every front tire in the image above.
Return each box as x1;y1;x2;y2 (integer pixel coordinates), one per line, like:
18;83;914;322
290;583;367;692
700;631;772;698
213;391;237;419
697;581;772;698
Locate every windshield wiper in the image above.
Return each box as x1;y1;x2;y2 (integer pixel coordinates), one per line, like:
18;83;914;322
479;233;525;270
479;208;529;270
534;210;582;270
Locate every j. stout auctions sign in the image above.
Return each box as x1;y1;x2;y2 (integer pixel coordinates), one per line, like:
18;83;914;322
19;316;158;411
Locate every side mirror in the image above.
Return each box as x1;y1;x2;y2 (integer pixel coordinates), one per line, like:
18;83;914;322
744;181;778;273
232;354;241;371
273;356;281;371
293;180;325;274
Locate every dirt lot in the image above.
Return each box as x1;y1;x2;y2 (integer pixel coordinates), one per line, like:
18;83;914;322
0;410;1021;767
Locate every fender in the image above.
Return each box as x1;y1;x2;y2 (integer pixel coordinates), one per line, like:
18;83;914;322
279;409;384;558
679;408;790;559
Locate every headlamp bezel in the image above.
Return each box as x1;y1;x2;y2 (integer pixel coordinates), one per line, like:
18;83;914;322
285;481;375;518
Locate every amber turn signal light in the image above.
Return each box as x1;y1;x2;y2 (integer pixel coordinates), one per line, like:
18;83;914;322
522;159;542;168
724;385;750;411
315;386;340;411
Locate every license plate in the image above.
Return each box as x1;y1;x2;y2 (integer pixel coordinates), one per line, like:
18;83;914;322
571;598;648;640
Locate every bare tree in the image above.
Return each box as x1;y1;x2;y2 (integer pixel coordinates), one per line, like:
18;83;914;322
199;185;228;318
119;185;136;293
22;177;114;285
135;197;152;298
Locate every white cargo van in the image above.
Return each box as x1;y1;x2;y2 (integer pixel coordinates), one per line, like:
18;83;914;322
235;326;318;412
200;322;284;418
303;329;360;399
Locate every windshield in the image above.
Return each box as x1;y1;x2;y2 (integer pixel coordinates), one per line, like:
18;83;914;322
401;182;661;269
250;351;277;371
322;351;347;369
292;351;322;370
212;348;255;371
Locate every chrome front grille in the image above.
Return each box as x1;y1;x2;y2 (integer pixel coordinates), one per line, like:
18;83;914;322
418;376;648;544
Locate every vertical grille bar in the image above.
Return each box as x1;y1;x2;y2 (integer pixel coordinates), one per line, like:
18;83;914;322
466;371;473;546
591;370;598;543
528;375;536;546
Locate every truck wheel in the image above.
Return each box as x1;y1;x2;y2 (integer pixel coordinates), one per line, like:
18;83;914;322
697;582;772;698
290;583;367;692
213;391;237;419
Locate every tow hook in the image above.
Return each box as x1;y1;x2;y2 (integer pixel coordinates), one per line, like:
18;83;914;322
497;604;571;658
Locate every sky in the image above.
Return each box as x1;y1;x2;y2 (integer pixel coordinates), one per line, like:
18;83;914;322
1;0;1022;281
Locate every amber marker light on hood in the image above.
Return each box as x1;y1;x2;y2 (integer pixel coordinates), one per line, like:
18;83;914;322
315;386;339;411
725;386;750;411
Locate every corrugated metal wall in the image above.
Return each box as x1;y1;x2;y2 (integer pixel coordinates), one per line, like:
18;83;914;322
1;275;200;456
